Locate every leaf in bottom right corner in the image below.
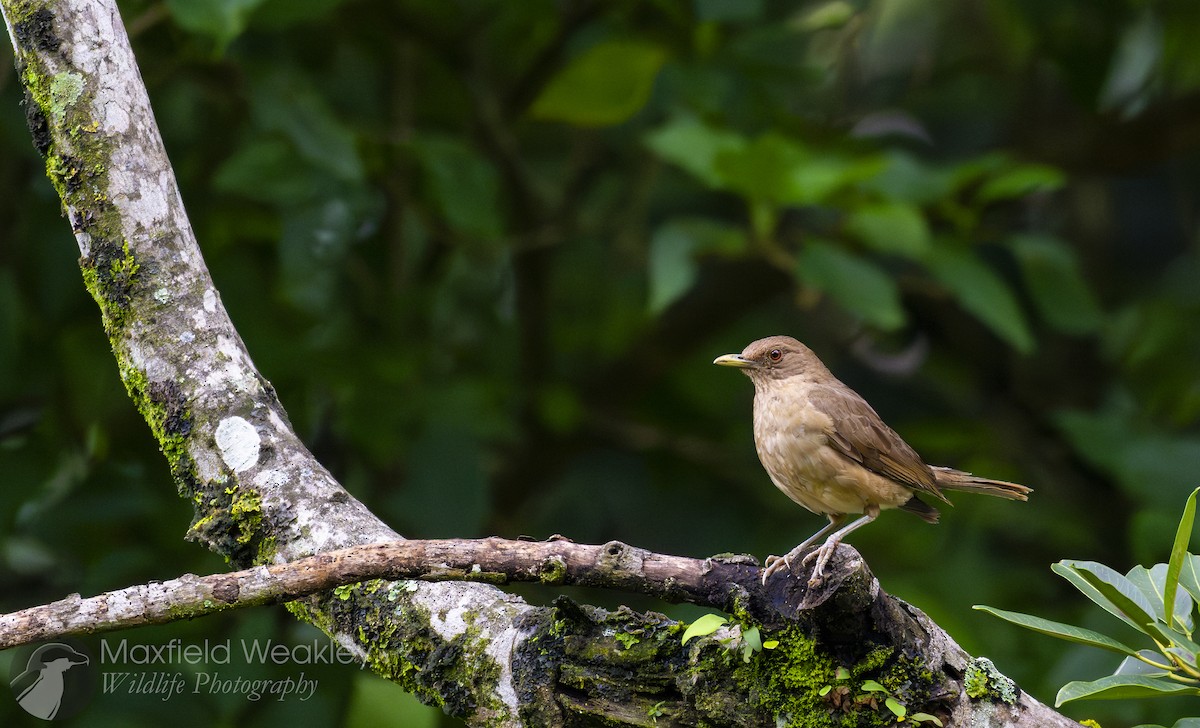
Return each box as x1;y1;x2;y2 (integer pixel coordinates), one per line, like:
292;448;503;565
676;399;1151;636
1055;674;1200;706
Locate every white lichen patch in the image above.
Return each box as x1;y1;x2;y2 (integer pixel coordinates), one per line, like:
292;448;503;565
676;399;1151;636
215;416;260;473
203;287;217;313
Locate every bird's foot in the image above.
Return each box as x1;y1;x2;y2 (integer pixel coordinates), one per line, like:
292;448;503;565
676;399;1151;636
761;543;817;585
800;541;838;587
761;554;789;585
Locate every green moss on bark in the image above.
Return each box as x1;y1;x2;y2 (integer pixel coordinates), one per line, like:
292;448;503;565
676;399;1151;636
296;582;513;723
964;657;1017;704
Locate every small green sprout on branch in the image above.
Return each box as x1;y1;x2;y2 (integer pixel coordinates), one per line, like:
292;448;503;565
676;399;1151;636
976;486;1200;727
680;613;778;663
817;668;943;726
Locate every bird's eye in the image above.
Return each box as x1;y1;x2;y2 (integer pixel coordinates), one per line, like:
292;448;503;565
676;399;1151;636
768;349;783;362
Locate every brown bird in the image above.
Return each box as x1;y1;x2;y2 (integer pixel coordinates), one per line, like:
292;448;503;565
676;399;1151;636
714;335;1030;586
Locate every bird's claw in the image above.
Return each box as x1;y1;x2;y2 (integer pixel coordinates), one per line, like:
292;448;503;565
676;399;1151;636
760;542;839;587
762;544;829;585
761;554;788;584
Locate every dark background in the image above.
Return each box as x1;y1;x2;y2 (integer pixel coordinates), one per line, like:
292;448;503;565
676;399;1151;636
2;0;1200;725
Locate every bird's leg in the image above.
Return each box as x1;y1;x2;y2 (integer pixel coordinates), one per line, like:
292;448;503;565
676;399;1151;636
801;505;880;586
762;514;846;584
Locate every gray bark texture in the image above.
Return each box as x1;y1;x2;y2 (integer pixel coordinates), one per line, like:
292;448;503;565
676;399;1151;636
0;1;1082;726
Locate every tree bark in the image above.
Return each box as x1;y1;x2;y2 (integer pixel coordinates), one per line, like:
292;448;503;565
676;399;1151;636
0;1;1081;726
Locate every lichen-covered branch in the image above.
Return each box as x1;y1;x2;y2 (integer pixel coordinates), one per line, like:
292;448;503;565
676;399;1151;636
0;532;1081;726
0;537;763;650
0;1;1082;726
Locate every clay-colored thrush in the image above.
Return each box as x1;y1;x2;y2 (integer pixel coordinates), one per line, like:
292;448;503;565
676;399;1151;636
714;335;1030;586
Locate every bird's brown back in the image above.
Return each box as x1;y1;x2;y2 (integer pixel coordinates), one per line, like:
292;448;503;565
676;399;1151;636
805;383;950;503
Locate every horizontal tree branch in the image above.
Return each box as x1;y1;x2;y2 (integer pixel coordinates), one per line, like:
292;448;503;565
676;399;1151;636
0;537;762;650
0;536;1081;726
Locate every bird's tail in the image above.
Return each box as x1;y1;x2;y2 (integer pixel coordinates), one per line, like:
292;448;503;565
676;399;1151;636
931;466;1031;500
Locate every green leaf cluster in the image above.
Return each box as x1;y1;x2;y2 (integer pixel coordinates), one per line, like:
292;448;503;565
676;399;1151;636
817;668;943;726
680;613;777;663
977;487;1200;720
644;115;1086;349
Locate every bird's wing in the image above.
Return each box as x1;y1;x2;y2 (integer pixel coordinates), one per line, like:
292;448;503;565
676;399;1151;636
809;384;949;502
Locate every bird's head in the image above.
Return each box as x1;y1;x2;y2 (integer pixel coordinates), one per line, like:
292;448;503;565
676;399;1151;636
712;335;831;384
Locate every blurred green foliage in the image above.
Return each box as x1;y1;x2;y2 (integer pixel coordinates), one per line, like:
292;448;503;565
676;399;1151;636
1;0;1200;725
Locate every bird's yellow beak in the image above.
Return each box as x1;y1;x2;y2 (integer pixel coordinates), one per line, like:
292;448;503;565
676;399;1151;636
713;353;757;369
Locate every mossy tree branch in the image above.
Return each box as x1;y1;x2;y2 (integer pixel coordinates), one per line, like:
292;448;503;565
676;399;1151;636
0;534;1080;727
0;1;1082;726
0;537;762;650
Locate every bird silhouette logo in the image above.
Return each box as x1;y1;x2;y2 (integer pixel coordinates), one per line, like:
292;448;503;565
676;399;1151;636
8;640;94;720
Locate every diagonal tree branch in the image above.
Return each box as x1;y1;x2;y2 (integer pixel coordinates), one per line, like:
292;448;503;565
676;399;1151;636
0;1;1083;726
0;1;538;722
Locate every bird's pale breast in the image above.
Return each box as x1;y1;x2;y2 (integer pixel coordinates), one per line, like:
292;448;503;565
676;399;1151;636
752;380;913;516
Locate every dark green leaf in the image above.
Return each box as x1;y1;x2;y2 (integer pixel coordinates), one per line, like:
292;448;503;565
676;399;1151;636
1056;560;1158;629
713;132;807;203
165;0;266;49
924;247;1035;352
976;163;1064;202
647;220;745;313
1056;674;1200;706
248;71;364;183
1166;487;1200;629
781;154;885;206
859;151;955;204
845;201;931;258
644;118;746;189
1010;234;1104;335
410;135;504;241
796;240;906;330
1179;554;1200;606
1115;650;1173;676
972;605;1138;656
1127;563;1194;631
647;224;696;315
531;40;667;126
1052;559;1143;635
214;137;320;205
1061;560;1200;654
